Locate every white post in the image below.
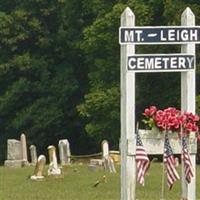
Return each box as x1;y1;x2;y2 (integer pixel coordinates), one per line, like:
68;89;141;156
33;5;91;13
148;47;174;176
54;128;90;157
120;7;136;200
181;7;196;200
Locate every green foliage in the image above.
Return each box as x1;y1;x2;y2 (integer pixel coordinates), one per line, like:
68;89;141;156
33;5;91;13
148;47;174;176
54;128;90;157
77;87;120;146
0;0;88;162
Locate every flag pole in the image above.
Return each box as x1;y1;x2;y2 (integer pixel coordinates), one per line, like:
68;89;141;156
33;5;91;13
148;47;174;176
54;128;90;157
160;130;166;200
135;122;139;199
180;119;186;199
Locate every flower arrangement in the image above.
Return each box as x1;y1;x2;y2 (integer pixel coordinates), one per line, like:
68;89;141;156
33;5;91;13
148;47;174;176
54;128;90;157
142;106;200;140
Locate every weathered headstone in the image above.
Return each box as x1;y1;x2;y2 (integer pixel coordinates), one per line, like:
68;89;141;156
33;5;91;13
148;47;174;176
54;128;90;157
101;140;116;173
90;159;104;166
20;133;29;166
48;145;61;176
7;139;22;160
4;139;23;168
29;145;37;166
88;158;104;172
4;133;29;167
31;155;46;180
58;139;71;165
102;140;109;158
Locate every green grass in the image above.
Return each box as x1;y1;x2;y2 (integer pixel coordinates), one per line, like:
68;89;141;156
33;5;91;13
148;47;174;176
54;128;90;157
0;163;200;200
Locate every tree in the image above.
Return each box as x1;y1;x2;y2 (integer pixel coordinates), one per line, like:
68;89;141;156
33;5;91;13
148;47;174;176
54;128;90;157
77;0;154;147
0;0;88;162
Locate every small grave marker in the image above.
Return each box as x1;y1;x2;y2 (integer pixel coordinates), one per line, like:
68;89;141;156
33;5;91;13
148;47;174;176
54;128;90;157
58;139;71;165
48;145;61;176
30;145;37;166
31;155;46;180
102;140;116;173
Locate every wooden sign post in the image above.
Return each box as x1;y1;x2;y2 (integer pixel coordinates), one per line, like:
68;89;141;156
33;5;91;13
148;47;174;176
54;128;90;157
120;7;197;200
120;7;136;200
181;7;196;200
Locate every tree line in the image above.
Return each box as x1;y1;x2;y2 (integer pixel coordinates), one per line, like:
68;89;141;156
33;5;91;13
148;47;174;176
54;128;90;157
0;0;200;163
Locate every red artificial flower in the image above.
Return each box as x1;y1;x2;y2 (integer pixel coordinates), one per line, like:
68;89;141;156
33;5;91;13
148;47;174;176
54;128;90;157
143;106;157;117
142;106;200;138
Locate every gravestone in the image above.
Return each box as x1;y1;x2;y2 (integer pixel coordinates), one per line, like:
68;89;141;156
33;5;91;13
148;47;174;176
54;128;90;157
30;155;46;180
88;159;104;172
4;133;29;167
101;140;116;173
4;139;22;168
48;145;61;176
90;159;104;166
58;139;71;165
20;133;29;166
7;139;21;160
29;145;37;166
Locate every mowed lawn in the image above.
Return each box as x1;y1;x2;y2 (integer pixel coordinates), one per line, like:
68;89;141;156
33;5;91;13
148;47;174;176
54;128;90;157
0;163;200;200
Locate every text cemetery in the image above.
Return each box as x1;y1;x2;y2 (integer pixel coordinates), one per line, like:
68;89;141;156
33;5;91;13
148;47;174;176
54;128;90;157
127;54;195;72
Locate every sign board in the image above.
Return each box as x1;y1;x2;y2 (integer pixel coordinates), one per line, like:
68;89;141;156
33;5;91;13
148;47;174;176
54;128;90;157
119;26;200;44
120;7;197;200
127;54;195;72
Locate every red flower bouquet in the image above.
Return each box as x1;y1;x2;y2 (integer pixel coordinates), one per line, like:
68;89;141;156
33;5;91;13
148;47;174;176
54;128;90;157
143;106;200;140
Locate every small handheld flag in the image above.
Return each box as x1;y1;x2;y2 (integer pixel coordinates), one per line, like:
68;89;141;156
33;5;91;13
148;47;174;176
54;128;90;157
136;123;150;186
164;135;180;189
182;136;194;183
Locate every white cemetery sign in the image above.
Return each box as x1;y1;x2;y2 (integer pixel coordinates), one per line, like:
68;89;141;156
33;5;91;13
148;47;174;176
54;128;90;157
119;26;200;44
120;7;197;200
127;54;195;72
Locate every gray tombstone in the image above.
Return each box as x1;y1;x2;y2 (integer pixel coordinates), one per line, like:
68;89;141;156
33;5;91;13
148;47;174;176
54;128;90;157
20;133;29;166
7;139;22;160
58;139;71;165
29;145;37;166
4;139;23;168
4;134;29;167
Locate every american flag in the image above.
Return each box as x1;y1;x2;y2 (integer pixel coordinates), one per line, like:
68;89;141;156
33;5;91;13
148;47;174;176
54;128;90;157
136;133;150;186
164;136;180;189
182;136;194;183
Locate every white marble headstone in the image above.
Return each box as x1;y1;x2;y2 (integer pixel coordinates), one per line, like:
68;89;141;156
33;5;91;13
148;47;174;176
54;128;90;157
31;155;46;180
102;140;109;158
20;133;28;162
58;139;71;165
48;145;61;176
30;145;37;165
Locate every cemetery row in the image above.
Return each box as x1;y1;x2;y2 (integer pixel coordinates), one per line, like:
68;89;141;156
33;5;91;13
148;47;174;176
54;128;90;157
4;134;118;180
